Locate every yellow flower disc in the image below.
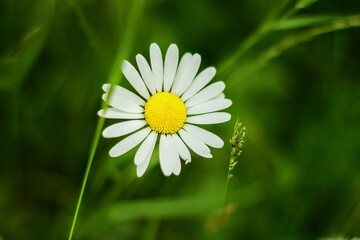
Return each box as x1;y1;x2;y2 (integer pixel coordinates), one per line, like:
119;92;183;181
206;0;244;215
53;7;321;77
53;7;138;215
144;92;186;134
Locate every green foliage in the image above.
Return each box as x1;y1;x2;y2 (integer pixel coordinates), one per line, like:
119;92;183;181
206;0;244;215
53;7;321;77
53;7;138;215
1;0;360;239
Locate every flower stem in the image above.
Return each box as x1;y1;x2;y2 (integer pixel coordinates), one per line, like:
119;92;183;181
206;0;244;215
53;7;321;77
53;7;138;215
224;156;235;206
67;0;145;239
68;119;104;240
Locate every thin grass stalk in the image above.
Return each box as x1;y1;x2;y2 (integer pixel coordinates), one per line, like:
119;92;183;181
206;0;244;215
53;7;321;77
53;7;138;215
67;0;146;239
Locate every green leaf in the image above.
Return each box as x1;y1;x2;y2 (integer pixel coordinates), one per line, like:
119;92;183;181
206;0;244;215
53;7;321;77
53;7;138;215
106;181;265;222
107;195;222;222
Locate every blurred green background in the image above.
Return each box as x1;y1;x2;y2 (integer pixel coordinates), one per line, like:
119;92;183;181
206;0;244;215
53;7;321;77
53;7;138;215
1;0;360;239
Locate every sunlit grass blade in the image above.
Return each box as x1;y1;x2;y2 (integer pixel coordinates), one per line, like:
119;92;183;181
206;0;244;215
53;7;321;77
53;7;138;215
220;14;360;83
271;15;337;31
217;0;319;78
255;15;360;71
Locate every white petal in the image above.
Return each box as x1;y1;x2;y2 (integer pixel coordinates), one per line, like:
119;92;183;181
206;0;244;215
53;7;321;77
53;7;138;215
134;131;158;165
166;135;181;175
135;132;158;177
102;92;143;113
163;44;179;92
121;60;150;99
136;153;151;177
181;67;216;101
170;53;192;95
102;120;146;138
172;54;201;96
185;81;225;108
109;127;151;157
159;134;173;176
172;134;191;164
102;84;145;106
178;129;212;158
98;108;144;119
212;93;225;100
186;112;231;125
187;99;232;115
183;124;224;148
136;54;157;94
150;43;163;92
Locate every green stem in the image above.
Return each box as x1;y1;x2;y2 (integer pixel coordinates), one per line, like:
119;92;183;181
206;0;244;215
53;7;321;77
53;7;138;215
67;0;146;239
224;158;234;206
67;118;104;240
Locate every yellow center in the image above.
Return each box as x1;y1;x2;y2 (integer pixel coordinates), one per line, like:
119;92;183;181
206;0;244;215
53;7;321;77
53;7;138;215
144;92;186;134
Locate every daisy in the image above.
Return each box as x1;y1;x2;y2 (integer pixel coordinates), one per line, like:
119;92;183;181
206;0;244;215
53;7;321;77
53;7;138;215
98;43;232;177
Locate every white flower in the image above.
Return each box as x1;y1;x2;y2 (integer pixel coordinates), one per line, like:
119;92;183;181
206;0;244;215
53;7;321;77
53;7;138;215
98;43;232;177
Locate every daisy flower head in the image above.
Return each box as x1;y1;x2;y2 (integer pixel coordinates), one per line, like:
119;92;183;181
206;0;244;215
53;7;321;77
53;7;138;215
98;43;232;177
